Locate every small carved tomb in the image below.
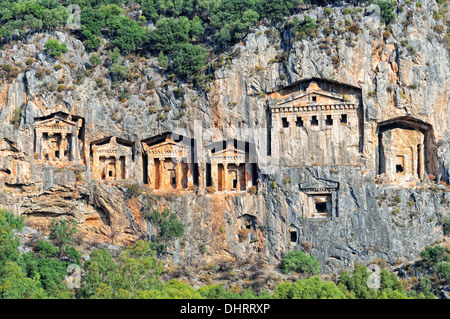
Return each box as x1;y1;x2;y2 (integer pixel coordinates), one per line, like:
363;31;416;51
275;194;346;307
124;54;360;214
206;140;257;192
34;113;83;165
91;137;134;181
142;134;196;190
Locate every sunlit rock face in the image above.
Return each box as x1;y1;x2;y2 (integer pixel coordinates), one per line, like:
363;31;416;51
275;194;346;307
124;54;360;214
0;1;449;273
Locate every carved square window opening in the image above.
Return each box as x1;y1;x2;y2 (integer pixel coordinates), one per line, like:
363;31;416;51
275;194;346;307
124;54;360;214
395;155;405;174
309;193;332;218
312;95;317;102
340;114;348;124
296;116;304;127
326;115;333;126
282;117;289;128
311;115;319;126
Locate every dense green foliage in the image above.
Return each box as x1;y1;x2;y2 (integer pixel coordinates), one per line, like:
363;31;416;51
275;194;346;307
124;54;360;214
376;0;396;25
279;250;320;275
45;38;69;58
0;0;305;79
148;208;184;253
0;209;444;299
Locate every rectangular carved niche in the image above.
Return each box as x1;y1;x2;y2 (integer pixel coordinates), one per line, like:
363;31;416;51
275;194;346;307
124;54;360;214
299;181;339;218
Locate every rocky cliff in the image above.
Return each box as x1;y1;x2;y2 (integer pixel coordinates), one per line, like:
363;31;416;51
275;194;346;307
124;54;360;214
0;0;449;275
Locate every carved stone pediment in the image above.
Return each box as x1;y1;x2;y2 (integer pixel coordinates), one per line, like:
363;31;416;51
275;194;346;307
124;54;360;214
210;147;249;164
143;139;189;159
93;137;132;157
271;81;356;114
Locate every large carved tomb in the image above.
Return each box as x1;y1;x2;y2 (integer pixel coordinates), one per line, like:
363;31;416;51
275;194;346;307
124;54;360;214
206;139;257;192
34;112;84;165
141;132;197;190
377;116;437;184
267;79;363;166
91;136;134;181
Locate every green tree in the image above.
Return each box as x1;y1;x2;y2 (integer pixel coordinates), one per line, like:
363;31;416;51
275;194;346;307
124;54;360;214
44;39;69;58
80;240;165;298
376;0;396;25
420;245;447;266
258;0;299;22
0;209;24;266
169;42;207;80
279;250;320;275
0;261;47;299
111;17;146;54
435;261;450;280
49;219;78;256
338;265;378;299
149;208;185;252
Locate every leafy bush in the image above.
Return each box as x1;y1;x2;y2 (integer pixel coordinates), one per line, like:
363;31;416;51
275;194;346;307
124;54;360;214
279;250;320;274
149;208;184;253
420;245;447;266
376;0;396;25
45;39;68;58
435;261;450;280
35;241;58;258
169;43;207;80
289;15;317;40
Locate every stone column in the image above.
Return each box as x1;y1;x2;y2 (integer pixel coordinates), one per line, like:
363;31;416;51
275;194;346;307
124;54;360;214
271;111;280;165
243;163;248;190
176;161;182;189
187;162;194;187
223;163;228;191
35;128;42;156
71;129;79;164
92;147;99;180
115;156;121;180
147;156;154;187
418;143;424;181
159;158;165;189
211;162;218;190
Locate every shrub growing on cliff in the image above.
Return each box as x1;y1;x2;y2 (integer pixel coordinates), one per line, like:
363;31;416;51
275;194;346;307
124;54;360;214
376;0;396;25
149;208;184;253
44;39;68;58
169;43;207;80
279;250;320;275
49;219;78;256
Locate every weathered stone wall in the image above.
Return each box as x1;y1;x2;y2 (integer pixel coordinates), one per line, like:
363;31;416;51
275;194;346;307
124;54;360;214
0;0;448;272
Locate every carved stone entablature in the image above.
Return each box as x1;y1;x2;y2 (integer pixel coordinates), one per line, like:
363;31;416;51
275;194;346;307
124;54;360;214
141;132;197;190
208;147;249;165
34;112;84;165
271;103;357;114
270;81;358;114
91;136;134;181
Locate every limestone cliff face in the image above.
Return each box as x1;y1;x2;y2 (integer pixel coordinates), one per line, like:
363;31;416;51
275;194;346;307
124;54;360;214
0;0;449;273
